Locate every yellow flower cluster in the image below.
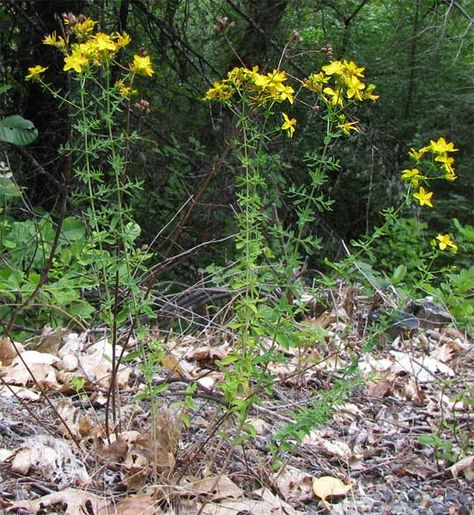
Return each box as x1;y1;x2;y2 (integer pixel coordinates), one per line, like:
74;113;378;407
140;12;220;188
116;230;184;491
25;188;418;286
303;59;378;107
432;234;458;253
27;17;153;80
401;137;458;208
205;66;294;105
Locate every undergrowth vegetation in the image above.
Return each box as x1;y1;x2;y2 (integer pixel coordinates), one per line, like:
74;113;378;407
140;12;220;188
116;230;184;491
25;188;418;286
0;11;472;478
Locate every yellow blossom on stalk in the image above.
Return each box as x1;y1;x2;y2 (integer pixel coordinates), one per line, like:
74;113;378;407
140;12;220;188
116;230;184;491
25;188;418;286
362;83;379;101
427;136;458;155
204;81;234;100
115;80;136;97
413;186;434;207
25;65;48;81
303;72;329;92
343;60;365;77
73;18;96;36
114;32;131;49
434;234;458;252
274;83;295;104
408;147;427;161
344;74;365;100
227;66;258;86
63;51;89;73
281;113;296;138
338;120;360;135
323;86;344;107
401;168;426;187
91;32;117;53
322;60;345;76
435;154;457;180
43;32;67;51
130;55;154;77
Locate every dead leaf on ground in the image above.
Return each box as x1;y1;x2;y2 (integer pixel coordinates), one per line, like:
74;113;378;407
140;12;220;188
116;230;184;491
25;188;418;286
274;466;314;503
98;494;159;514
312;476;352;509
185;346;226;363
10;434;90;487
302;430;353;461
390;350;454;382
184;475;243;501
7;487;108;514
449;455;474;481
0;337;23;366
367;379;393;399
397;457;438;479
199;487;302;514
0;385;40;400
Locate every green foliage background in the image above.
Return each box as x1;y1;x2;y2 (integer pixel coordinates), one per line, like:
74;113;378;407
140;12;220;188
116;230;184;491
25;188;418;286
0;0;472;282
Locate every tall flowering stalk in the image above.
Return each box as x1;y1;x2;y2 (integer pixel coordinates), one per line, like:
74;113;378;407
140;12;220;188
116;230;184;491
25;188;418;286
26;15;155;435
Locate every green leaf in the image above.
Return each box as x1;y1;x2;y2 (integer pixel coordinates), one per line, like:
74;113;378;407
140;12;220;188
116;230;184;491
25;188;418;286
391;264;407;284
0;115;38;146
0;177;22;198
0;85;12;95
62;217;86;241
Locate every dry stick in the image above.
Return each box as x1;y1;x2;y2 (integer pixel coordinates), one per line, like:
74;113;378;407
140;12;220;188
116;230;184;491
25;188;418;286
105;269;122;441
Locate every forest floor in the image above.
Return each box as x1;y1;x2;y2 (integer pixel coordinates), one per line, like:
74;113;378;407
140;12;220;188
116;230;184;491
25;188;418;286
0;285;473;514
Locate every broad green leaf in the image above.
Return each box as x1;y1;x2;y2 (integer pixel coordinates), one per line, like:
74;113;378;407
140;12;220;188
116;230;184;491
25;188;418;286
0;85;12;95
0;115;38;146
0;177;22;198
62;217;86;241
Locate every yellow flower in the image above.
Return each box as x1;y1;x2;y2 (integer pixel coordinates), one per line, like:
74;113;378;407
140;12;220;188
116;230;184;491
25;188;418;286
435;154;457;180
343;60;365;77
338;120;360;135
361;83;379;101
323;86;344;106
303;72;329;92
25;65;48;81
204;81;234;101
413;186;434;207
274;83;295;104
130;55;154;77
91;32;117;53
408;147;427;161
401;168;426;187
344;75;365;100
114;32;131;49
322;60;345;76
43;32;67;51
63;52;89;73
435;234;458;252
428;137;458;154
281;113;296;138
73;18;96;36
115;80;136;97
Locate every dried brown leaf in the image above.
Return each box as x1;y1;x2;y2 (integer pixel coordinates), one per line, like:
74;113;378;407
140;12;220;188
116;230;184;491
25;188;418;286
449;455;474;481
8;488;108;514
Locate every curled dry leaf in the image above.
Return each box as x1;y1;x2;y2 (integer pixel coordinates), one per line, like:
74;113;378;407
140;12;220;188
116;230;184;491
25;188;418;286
98;495;158;515
312;476;352;506
7;487;108;515
302;430;352;461
189;475;243;501
448;455;474;481
0;337;23;366
0;385;40;401
10;435;90;487
198;487;302;514
274;466;314;503
2;350;60;389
